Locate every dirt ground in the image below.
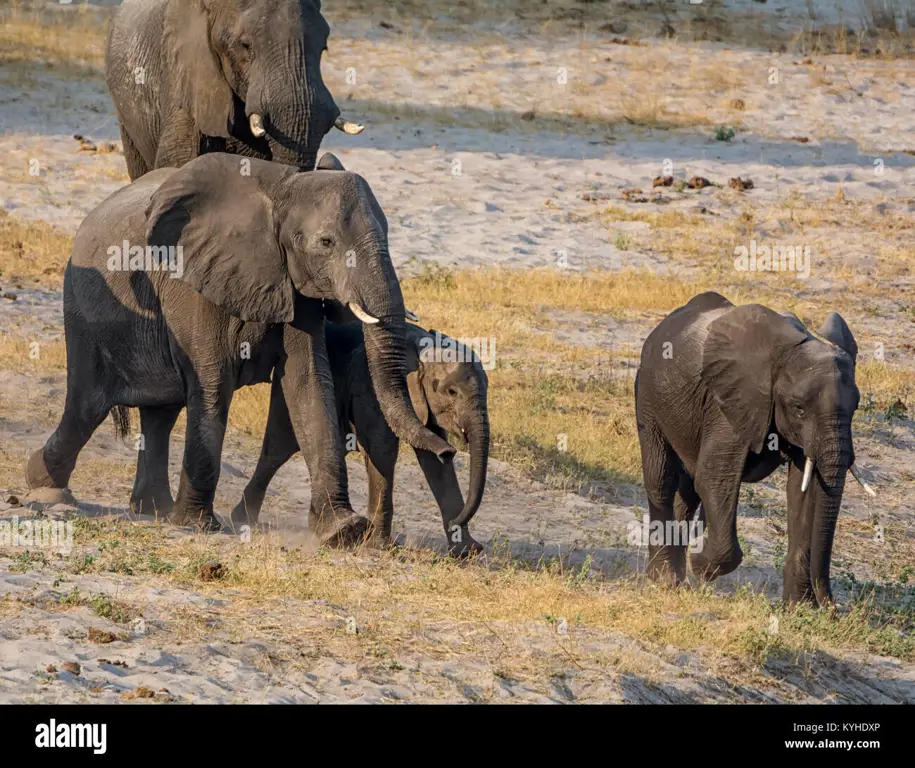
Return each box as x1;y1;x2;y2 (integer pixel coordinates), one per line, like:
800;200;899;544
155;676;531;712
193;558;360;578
0;0;913;702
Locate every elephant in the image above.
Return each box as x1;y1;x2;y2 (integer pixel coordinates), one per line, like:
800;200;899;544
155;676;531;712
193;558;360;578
105;0;363;180
231;321;490;557
25;152;453;542
635;291;874;605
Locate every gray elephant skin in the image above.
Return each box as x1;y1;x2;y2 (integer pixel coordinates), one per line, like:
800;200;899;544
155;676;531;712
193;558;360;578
232;322;490;557
636;291;865;605
25;152;453;541
106;0;360;179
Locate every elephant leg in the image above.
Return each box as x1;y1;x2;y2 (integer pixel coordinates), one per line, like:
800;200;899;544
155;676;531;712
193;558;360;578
413;444;483;558
26;383;110;493
363;444;396;546
119;126;149;181
783;454;817;604
130;405;182;518
168;389;229;531
690;438;745;581
281;322;369;547
637;422;685;586
231;377;299;530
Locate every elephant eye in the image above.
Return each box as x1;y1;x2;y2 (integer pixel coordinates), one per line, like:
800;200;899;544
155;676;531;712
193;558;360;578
319;235;335;250
446;386;458;398
794;405;806;417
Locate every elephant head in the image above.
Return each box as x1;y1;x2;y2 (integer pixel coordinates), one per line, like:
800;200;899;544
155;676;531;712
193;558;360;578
701;304;863;605
404;325;490;528
144;152;452;459
164;0;362;170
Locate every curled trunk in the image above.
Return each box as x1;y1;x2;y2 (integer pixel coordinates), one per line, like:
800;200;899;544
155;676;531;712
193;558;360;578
449;405;490;527
363;319;454;459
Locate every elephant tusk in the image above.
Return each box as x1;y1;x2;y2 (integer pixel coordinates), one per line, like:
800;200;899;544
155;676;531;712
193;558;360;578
334;117;364;135
348;303;379;324
801;457;815;493
405;309;419;322
249;113;266;138
849;465;877;497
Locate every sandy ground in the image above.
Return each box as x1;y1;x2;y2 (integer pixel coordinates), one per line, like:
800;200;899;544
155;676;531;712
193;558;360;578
1;2;914;702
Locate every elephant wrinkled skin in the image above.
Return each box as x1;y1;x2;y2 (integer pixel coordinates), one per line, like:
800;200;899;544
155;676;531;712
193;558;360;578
635;291;863;605
25;153;452;541
106;0;360;179
232;322;490;558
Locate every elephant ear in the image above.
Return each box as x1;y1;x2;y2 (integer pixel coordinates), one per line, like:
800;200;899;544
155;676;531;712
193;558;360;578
164;0;234;138
818;312;858;365
317;153;346;171
145;154;296;323
701;304;808;453
404;325;431;425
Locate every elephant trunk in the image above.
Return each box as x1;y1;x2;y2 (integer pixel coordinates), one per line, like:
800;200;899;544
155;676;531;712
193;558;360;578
809;434;853;606
354;247;453;460
363;320;454;459
450;402;490;528
247;46;340;171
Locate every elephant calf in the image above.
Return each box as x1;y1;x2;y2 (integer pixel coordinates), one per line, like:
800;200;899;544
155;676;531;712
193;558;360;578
636;291;873;605
232;322;490;557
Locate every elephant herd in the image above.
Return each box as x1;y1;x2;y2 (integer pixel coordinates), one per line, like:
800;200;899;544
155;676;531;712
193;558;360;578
24;0;873;605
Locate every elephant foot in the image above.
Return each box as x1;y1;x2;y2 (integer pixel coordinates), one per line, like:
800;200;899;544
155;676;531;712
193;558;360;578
447;527;483;559
25;449;66;490
129;494;174;519
688;547;742;582
166;505;223;532
230;499;261;532
312;509;371;549
647;547;686;587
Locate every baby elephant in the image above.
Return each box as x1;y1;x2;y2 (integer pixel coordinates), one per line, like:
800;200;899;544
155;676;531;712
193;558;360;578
233;322;490;556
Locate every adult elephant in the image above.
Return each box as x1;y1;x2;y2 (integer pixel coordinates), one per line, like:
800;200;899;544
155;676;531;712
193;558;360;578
635;291;873;605
105;0;362;179
232;322;490;557
25;153;453;540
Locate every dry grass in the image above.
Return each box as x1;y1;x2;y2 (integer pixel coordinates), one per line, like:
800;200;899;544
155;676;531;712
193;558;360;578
0;212;71;288
2;515;907;680
0;2;108;72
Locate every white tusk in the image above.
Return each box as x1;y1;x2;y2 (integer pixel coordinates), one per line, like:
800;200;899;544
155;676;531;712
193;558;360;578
405;309;419;322
348;303;379;324
849;465;877;497
801;457;814;493
249;113;266;138
334;117;364;135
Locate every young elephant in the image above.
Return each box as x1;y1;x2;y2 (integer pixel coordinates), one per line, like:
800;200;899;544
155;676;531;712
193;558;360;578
232;322;490;556
26;153;452;541
636;292;873;605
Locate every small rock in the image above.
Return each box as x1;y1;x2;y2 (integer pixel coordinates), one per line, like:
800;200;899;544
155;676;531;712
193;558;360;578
88;627;118;644
46;664;57;674
621;188;648;202
121;686;156;701
728;176;754;191
197;561;227;581
61;661;81;676
7;495;19;506
652;175;674;188
791;136;810;143
97;658;128;668
598;22;624;34
520;110;535;121
687;176;713;189
729;98;746;110
1;293;17;301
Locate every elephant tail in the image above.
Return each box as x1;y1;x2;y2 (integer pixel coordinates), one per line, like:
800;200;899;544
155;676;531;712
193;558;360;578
110;406;131;441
